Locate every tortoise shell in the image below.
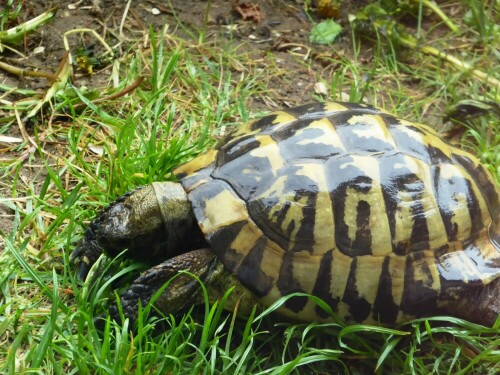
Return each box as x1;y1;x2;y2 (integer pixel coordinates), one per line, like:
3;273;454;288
174;102;500;324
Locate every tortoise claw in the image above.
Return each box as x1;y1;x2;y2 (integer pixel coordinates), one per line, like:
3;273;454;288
71;228;105;281
93;314;108;332
76;261;91;281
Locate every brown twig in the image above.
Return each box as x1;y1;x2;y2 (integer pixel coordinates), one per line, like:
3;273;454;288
0;60;56;80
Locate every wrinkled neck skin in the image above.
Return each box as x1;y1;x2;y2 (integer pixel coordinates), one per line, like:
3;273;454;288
152;181;207;256
439;277;499;326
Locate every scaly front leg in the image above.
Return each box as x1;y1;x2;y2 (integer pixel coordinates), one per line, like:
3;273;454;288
108;248;220;323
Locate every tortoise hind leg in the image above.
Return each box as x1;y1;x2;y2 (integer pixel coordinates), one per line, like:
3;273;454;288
439;277;499;326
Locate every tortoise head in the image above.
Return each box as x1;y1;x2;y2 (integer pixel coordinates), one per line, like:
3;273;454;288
93;182;206;261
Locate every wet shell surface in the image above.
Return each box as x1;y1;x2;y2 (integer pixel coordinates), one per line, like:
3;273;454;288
174;102;500;324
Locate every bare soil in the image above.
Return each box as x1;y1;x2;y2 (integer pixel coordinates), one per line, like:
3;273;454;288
0;0;453;239
0;0;363;234
2;0;362;101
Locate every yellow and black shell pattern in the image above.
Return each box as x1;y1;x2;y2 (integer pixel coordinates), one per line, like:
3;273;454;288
175;102;500;324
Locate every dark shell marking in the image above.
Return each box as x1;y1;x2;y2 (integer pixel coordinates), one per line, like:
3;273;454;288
175;102;500;324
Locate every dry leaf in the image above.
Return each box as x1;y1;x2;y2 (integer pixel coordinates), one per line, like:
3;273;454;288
232;0;264;22
314;82;328;95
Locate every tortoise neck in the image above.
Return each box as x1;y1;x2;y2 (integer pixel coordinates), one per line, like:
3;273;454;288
152;181;208;254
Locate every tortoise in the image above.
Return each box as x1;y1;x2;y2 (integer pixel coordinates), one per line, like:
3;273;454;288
71;102;500;326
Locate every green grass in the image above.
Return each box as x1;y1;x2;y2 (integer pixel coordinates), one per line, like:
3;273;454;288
1;1;499;374
0;0;21;32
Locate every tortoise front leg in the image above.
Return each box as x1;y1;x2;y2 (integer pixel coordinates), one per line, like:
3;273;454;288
109;248;222;323
108;248;262;324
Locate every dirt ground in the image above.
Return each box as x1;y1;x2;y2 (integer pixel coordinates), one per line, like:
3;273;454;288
1;0;370;235
1;0;362;100
1;0;471;239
